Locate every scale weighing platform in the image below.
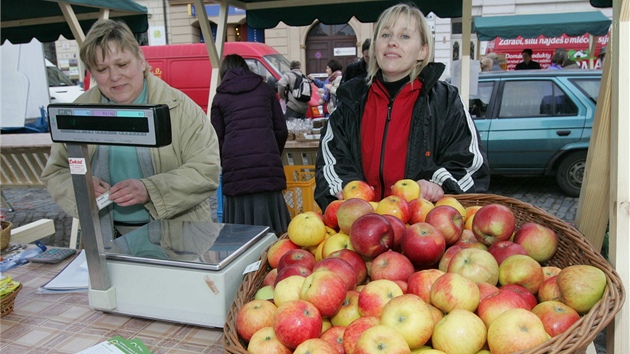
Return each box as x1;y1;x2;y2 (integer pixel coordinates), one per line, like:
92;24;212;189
47;104;277;328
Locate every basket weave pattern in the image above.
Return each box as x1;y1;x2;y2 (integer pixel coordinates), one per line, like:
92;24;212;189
224;194;625;354
1;221;12;250
1;283;22;317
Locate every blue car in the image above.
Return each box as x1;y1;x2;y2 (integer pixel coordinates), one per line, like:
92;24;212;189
469;69;602;197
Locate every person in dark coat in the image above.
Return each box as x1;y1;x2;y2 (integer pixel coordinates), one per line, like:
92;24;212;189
211;54;290;234
341;38;371;83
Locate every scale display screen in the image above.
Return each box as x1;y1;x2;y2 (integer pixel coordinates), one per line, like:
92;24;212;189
48;103;172;147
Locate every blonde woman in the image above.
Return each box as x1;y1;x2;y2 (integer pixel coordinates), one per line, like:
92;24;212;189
315;3;489;210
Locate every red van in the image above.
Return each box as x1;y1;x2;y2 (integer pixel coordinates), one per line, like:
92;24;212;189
84;42;324;117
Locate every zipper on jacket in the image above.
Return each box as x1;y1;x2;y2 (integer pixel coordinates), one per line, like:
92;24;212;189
378;100;394;200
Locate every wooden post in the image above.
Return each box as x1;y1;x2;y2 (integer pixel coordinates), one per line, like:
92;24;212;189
574;40;611;252
609;1;630;353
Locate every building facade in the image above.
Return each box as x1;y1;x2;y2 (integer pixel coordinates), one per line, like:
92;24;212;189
54;0;612;82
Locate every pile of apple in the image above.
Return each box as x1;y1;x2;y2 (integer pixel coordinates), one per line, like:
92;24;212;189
236;180;608;354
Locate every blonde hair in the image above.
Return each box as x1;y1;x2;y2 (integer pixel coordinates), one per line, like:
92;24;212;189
366;3;433;85
80;19;146;74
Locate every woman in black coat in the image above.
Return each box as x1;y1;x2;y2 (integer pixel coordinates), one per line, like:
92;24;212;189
211;54;290;234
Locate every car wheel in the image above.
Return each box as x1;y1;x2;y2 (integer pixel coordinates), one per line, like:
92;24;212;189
556;151;587;197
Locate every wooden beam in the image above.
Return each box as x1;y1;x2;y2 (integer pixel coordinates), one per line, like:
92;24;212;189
58;3;85;45
11;219;56;245
575;40;611;252
609;0;630;352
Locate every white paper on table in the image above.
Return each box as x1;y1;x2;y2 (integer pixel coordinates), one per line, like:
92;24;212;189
37;249;88;293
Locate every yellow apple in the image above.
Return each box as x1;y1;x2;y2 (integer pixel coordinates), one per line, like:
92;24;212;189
342;180;375;201
435;196;466;218
322;232;354;258
274;275;305;307
287;212;327;247
391;179;421;202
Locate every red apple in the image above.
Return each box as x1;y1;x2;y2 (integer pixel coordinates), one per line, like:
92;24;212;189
293;338;338;354
477;281;500;301
556;264;607;314
319;326;346;354
453;236;488;250
277;249;316;272
267;239;301;269
390;179;421;202
274;265;311;286
273;299;323;349
408;197;435;224
342;316;381;354
500;283;538;310
247;326;292;354
425;205;465;245
383;214;406;251
476;288;531;327
472;203;516;246
437;245;463;272
358;279;404;317
380;294;434;349
299;271;347;317
538;275;561;302
236;299;277;342
354;325;411;354
375;195;411;223
430;272;480;313
447;247;499;285
400;222;446;268
342;180;376;201
487;309;550;354
331;290;361;327
369;250;415;283
337;198;375;235
487;240;528;265
349;213;394;258
513;222;558;262
498;254;545;294
432;309;487;354
532;300;581;337
323;200;344;230
263;268;278;287
406;269;446;304
313;257;358;291
328;249;368;286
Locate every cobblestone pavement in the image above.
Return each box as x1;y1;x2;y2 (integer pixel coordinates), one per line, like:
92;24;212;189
2;175;608;353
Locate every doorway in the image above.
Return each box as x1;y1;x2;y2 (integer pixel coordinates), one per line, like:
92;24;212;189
305;22;357;76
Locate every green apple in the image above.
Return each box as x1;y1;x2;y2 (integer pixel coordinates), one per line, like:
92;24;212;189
556;264;607;314
254;285;274;301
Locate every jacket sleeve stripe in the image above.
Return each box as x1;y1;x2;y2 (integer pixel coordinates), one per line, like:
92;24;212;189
320;126;344;196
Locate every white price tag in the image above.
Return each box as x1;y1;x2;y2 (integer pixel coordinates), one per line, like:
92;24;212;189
68;158;87;175
96;191;113;210
243;260;262;275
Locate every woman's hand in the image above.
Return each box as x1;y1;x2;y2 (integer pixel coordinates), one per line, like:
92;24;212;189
109;179;150;207
92;177;110;197
418;179;444;202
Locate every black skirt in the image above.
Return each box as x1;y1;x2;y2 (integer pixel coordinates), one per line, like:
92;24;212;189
223;190;291;235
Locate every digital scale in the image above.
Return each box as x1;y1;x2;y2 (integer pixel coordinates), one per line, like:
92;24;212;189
47;104;277;327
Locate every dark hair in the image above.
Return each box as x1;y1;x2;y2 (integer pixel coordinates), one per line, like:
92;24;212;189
361;38;371;52
219;54;249;79
522;48;533;56
327;59;342;73
290;60;301;70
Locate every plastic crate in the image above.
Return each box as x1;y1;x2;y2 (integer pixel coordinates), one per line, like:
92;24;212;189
283;165;321;218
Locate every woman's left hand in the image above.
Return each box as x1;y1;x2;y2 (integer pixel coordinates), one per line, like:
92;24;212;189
418;179;444;202
109;179;150;206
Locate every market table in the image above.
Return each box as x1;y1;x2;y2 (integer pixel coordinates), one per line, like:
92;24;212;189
0;253;225;353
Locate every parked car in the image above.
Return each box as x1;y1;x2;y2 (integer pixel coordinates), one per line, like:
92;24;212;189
469;69;602;197
83;42;324;118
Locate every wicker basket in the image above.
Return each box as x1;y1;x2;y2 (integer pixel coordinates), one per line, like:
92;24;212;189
0;283;22;317
224;194;626;354
1;221;12;251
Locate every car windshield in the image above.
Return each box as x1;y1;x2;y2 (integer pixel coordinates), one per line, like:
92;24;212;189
47;66;75;87
263;54;291;77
